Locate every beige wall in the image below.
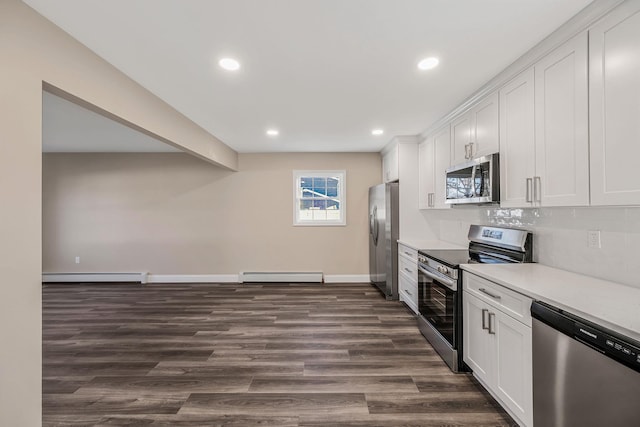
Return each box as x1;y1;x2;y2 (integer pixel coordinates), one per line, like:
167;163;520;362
0;0;238;424
43;153;381;276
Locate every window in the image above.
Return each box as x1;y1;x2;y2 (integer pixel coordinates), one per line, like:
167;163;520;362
293;170;346;226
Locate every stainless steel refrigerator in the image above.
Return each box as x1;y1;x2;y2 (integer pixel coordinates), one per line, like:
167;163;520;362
368;182;399;300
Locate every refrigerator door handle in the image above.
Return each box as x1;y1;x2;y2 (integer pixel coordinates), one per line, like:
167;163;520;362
369;212;374;236
371;206;379;245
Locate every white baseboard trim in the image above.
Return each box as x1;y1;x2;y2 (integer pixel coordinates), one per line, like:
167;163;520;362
43;273;368;284
43;272;148;284
324;274;370;283
240;272;323;283
146;274;239;283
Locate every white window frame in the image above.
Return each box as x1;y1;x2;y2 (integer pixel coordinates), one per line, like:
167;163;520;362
293;170;346;226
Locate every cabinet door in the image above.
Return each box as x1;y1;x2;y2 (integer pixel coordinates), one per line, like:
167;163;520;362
590;2;640;205
433;125;451;209
470;92;499;159
418;138;435;209
382;144;399;183
493;310;533;427
398;271;418;314
451;113;472;165
535;32;589;207
463;292;491;383
499;69;535;208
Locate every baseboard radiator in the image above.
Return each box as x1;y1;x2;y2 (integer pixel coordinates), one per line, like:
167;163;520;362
240;271;323;283
42;272;148;284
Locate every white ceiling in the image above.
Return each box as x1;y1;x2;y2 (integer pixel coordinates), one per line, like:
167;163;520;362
27;0;593;153
42;91;180;153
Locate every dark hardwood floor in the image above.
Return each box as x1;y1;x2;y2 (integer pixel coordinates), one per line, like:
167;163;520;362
43;282;516;426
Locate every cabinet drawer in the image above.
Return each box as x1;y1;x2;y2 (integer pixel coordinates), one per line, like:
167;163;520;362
398;244;418;261
399;273;418;312
463;272;532;326
398;255;418;282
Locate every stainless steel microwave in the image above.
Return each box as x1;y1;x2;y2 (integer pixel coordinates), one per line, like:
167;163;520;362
445;153;499;205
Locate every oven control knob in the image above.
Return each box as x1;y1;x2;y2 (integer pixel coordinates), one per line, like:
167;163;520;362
438;266;449;275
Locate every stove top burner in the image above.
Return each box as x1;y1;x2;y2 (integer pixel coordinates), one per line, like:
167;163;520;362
419;249;470;269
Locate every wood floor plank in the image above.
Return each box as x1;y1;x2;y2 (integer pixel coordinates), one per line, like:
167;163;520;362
248;376;420;393
42;394;185;415
74;375;252;396
304;361;451;376
43;282;516;425
148;361;304;377
299;413;518;426
365;391;510;414
179;393;368;416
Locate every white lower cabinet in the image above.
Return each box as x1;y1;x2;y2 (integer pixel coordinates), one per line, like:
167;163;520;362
398;244;418;314
463;273;533;427
399;273;418;314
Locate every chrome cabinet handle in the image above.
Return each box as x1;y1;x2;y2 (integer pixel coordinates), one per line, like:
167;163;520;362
405;288;413;296
481;308;489;330
488;312;496;334
526;178;533;203
478;288;501;300
404;251;412;257
403;267;413;274
468;142;474;159
534;176;541;203
464;144;470;159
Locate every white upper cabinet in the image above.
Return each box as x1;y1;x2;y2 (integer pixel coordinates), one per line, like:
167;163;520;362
470;92;500;160
451;113;472;165
499;69;536;208
419;125;451;209
382;142;399;183
589;2;640;206
433;125;451;209
418;138;434;209
534;32;589;207
451;93;499;166
500;33;589;208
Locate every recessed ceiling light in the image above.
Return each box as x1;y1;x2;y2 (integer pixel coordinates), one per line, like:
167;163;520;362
266;129;279;136
417;57;440;71
371;129;384;136
219;58;240;71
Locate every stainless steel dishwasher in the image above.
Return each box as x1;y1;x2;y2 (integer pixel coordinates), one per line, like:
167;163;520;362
531;301;640;426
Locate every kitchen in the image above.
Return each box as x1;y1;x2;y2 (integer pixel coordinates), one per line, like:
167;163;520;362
2;0;640;425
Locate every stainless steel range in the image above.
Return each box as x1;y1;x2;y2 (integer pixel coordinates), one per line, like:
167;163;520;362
417;225;533;372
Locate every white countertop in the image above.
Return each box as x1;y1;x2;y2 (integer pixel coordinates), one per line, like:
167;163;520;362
397;239;465;251
461;263;640;342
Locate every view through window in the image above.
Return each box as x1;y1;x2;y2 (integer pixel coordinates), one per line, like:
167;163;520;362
293;170;346;226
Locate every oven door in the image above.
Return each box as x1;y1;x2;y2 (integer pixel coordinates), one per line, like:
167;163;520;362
417;264;457;348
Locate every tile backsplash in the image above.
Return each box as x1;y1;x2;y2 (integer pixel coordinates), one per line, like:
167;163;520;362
423;206;640;289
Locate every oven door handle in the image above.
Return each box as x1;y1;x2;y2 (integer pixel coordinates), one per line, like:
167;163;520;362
418;265;456;290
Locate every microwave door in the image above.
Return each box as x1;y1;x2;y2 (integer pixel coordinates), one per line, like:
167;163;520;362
446;166;475;201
